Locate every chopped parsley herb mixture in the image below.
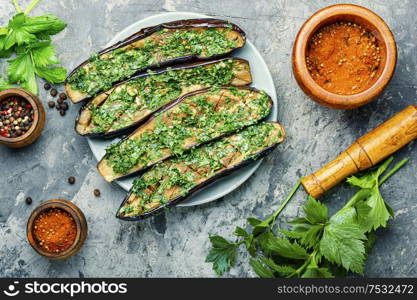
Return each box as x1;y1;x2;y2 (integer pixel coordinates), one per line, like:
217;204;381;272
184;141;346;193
67;27;241;96
88;59;241;133
104;87;272;175
119;122;282;216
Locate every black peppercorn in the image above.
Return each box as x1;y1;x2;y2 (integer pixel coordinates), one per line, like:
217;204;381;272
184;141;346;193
68;176;75;184
61;102;69;111
57;98;63;104
25;197;32;205
59;109;66;116
47;101;55;108
93;189;101;197
56;104;62;110
59;93;67;100
44;83;51;90
50;88;57;97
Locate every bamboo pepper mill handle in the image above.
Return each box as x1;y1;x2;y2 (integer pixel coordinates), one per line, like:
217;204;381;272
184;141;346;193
301;105;417;198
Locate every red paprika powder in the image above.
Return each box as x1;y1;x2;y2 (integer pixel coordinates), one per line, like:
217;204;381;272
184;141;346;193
306;21;382;95
32;208;77;253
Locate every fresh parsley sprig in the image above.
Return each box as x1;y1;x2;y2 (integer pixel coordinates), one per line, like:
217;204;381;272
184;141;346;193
0;0;67;94
206;157;409;277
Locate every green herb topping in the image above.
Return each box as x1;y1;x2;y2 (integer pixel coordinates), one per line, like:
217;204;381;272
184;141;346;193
104;87;271;176
118;122;283;216
67;27;242;96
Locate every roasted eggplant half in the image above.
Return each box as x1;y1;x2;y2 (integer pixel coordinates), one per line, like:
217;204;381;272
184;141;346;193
65;19;246;103
117;122;285;220
98;86;272;183
75;58;252;138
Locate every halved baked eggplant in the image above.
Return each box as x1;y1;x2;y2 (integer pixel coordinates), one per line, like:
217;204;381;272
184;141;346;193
65;19;246;103
75;58;252;138
116;122;285;220
98;86;272;183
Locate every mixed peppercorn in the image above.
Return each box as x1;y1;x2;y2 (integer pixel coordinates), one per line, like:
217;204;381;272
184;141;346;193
0;96;34;138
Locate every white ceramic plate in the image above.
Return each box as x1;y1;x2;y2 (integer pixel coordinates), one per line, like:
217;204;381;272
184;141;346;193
87;12;277;207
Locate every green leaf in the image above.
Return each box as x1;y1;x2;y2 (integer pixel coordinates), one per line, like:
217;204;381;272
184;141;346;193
267;237;309;260
0;27;8;35
24;14;67;36
301;266;334;278
247;217;262;227
249;258;275;278
259;257;296;275
361;186;392;232
234;226;248;237
205;235;238;275
7;51;38;94
35;66;66;83
29;41;60;66
303;196;328;224
4;13;38;49
319;222;366;274
0;77;13;91
244;235;257;257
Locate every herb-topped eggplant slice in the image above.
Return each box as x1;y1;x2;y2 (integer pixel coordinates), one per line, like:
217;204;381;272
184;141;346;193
65;19;246;103
75;58;252;138
117;122;285;220
97;86;272;183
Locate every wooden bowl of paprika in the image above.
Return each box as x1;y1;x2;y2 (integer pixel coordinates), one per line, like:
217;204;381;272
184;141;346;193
27;199;88;260
292;4;397;109
0;88;46;148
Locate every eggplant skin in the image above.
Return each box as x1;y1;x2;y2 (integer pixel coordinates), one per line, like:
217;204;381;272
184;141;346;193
65;18;246;103
116;122;285;221
97;86;273;183
74;57;252;139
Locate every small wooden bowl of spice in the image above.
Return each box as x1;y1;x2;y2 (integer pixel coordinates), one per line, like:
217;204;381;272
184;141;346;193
0;88;46;148
27;199;88;260
292;4;397;109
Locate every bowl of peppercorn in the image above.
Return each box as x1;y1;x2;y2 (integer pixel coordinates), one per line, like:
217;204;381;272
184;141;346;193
0;88;46;148
292;4;397;109
26;199;88;260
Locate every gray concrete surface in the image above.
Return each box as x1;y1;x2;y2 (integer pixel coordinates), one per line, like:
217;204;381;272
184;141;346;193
0;0;416;278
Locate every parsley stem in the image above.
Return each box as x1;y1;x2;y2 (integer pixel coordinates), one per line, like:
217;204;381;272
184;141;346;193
379;158;408;185
268;180;301;227
12;0;22;13
24;0;41;15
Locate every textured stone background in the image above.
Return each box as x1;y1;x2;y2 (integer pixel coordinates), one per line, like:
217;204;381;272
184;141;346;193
0;0;416;278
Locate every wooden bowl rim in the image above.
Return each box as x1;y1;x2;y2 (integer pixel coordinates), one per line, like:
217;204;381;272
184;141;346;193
292;4;397;109
26;199;87;259
0;88;43;143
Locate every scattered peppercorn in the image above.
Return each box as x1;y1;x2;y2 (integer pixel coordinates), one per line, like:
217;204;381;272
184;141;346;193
50;88;58;97
93;189;101;197
0;97;34;138
56;104;62;110
25;197;33;205
61;102;69;111
44;83;51;90
57;98;63;104
47;101;55;108
59;109;66;116
59;93;67;100
68;176;75;184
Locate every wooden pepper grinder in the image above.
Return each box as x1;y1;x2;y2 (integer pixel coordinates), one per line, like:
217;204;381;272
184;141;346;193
302;105;417;198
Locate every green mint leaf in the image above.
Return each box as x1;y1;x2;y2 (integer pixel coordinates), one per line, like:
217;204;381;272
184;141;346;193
249;258;275;278
267;237;309;260
302;196;328;224
319;222;366;274
205;235;238;275
24;14;67;36
301;266;334;278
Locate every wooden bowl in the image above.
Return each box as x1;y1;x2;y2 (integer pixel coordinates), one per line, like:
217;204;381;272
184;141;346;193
27;199;88;260
292;4;397;109
0;88;46;148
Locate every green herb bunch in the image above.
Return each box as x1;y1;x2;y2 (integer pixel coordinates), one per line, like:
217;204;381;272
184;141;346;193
0;0;67;95
206;157;408;277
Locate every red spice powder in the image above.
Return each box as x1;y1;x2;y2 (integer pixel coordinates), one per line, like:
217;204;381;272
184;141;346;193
32;208;77;253
306;22;382;95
